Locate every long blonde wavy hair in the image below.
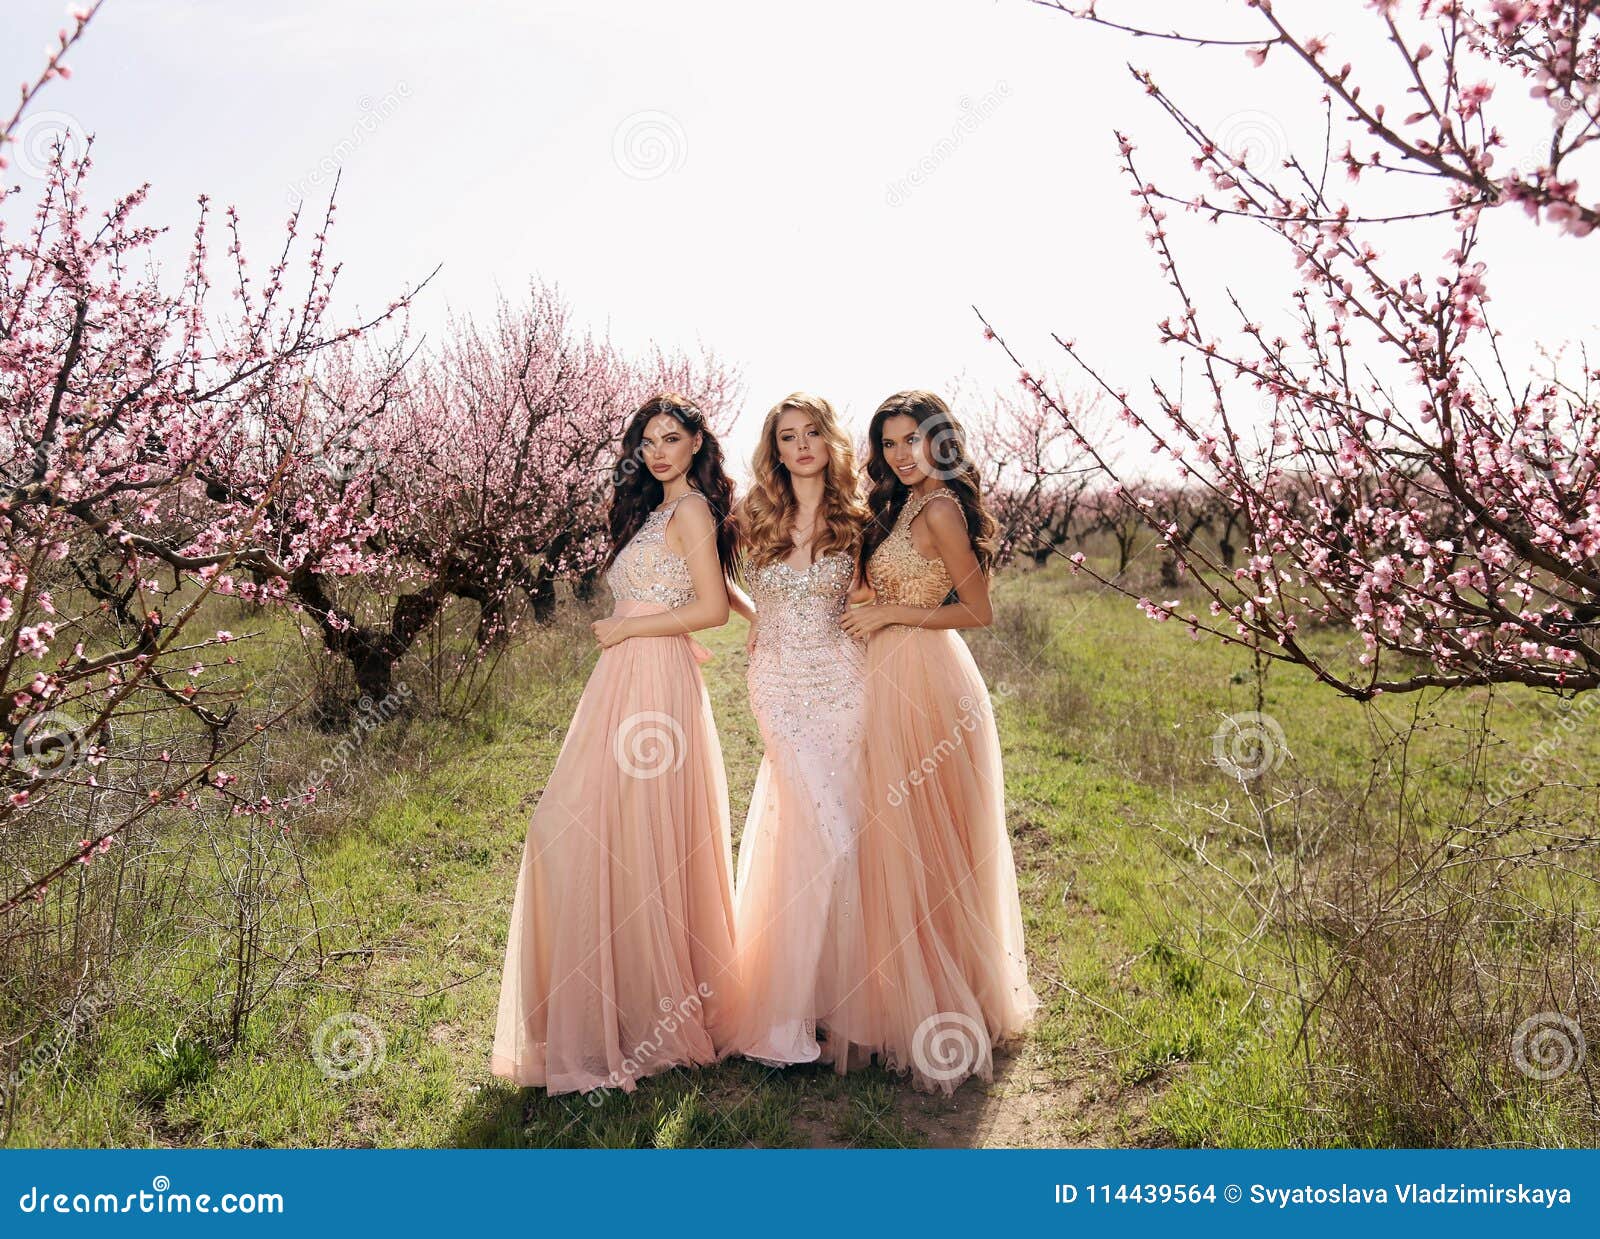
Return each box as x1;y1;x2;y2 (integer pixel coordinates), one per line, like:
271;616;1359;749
739;392;867;571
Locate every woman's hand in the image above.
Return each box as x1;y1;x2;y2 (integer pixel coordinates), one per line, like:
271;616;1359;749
847;582;876;605
839;604;903;640
591;617;629;648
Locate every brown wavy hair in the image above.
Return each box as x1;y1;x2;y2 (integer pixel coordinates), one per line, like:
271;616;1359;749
858;389;999;576
739;392;866;572
603;393;738;577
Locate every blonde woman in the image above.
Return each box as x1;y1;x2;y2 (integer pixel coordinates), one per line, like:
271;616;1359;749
726;392;873;1069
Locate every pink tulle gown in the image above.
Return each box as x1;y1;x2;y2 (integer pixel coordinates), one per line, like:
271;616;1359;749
491;491;740;1095
847;485;1040;1093
730;550;873;1069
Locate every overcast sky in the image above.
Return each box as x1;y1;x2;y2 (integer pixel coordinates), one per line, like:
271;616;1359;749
4;0;1595;477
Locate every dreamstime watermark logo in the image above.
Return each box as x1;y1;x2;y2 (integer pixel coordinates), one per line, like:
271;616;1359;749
585;982;716;1106
613;710;686;779
575;438;666;511
1486;691;1600;805
910;1010;987;1084
1508;441;1570;489
1216;109;1290;169
311;1011;386;1080
1253;347;1314;417
305;682;412;790
1211;710;1287;780
0;978;114;1111
285;82;412;207
307;421;380;485
5;109;89;179
1511;1012;1586;1082
612;110;687;180
11;709;93;779
886;81;1010;207
609;439;656;489
1513;148;1545;177
885;693;987;807
16;1175;285;1215
1513;93;1581;176
921;413;974;482
1185;994;1286;1109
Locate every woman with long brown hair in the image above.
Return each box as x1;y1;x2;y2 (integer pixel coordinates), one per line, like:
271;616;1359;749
491;394;742;1095
838;388;1039;1093
724;392;875;1070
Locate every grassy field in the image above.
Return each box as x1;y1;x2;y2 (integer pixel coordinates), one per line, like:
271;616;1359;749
7;555;1597;1148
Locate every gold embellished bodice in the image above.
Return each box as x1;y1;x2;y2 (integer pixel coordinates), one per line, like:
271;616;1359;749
604;493;699;607
865;487;958;608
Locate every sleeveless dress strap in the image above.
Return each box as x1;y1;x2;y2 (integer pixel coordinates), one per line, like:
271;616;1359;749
660;489;708;518
907;486;958;521
649;490;713;666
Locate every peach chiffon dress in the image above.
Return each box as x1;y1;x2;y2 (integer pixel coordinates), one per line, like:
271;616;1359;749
490;491;740;1095
843;485;1040;1093
729;550;873;1069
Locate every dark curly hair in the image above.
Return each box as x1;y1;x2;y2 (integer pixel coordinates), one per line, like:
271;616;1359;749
604;393;739;577
858;388;998;578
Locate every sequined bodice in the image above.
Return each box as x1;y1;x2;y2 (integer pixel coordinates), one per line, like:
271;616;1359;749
746;548;864;752
865;488;957;608
605;494;698;607
747;552;855;650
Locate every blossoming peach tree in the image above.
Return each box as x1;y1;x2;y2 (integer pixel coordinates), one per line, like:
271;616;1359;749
0;9;740;1084
0;4;418;914
199;286;738;714
994;0;1599;699
964;379;1103;567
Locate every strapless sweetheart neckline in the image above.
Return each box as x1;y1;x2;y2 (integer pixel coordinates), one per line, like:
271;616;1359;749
769;550;850;575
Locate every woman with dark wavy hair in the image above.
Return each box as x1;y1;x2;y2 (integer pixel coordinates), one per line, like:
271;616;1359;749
837;388;1040;1094
491;393;742;1095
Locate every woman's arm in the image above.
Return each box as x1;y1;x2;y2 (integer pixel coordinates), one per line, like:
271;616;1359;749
727;576;756;624
725;497;758;650
591;494;731;645
727;575;760;654
846;562;875;606
839;496;992;637
724;497;755;623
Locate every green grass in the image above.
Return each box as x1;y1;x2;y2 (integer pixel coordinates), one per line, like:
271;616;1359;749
6;556;1596;1148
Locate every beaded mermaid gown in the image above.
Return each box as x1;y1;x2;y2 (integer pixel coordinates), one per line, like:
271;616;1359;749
491;491;740;1095
730;548;873;1069
850;485;1039;1093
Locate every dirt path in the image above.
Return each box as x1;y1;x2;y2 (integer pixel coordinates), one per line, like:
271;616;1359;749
686;620;1169;1149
